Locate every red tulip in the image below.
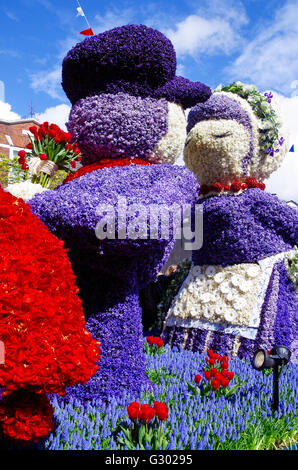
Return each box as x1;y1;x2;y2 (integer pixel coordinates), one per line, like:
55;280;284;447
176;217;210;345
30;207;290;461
38;125;47;138
127;402;140;420
71;161;76;168
204;370;211;381
227;371;234;381
39;153;47;161
64;133;72;142
211;379;220;390
139;405;155;423
29;126;38;135
48;129;57;139
194;374;202;384
154;402;168;421
18;150;26;159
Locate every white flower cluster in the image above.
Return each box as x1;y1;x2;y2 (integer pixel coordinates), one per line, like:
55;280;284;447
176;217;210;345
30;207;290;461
168;262;263;327
6;181;49;201
184;117;251;185
149;102;187;164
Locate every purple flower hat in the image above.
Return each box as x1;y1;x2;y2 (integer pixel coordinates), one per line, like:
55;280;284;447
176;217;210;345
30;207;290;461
62;24;211;166
62;24;211;108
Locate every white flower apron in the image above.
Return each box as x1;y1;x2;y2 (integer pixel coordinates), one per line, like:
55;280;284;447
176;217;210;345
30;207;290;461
163;252;289;342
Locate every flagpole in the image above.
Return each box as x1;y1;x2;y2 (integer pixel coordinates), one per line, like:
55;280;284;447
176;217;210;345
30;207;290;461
75;0;92;30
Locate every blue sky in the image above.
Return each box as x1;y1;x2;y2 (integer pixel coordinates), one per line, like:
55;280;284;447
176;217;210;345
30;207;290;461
0;0;298;199
0;0;296;116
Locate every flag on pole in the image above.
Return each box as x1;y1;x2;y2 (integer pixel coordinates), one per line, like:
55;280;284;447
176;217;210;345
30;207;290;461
79;27;94;36
76;1;94;36
77;6;85;16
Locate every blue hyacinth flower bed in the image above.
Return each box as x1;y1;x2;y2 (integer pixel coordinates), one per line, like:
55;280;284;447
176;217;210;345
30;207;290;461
42;344;297;451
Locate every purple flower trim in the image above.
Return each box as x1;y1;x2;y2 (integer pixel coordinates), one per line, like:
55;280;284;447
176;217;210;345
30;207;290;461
208;332;235;357
192;189;298;266
187;94;254;172
169;326;186;349
30;164;198;400
254;263;279;351
184;328;209;352
62;25;176;105
153;76;212;109
274;261;298;362
67;93;168;165
187;94;252;133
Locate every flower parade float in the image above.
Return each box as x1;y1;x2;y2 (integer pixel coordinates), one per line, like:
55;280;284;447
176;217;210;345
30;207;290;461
0;187;100;444
163;82;298;362
29;25;211;402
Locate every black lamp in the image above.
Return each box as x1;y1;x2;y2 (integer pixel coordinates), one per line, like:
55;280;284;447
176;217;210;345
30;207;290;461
252;345;291;412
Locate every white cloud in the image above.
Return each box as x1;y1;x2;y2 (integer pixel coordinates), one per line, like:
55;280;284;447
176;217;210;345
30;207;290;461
36;104;71;131
167;15;241;57
0;100;21;120
265;94;298;202
28;8;135;102
226;1;298;94
30;66;64;101
4;9;18;22
165;0;247;58
93;9;135;33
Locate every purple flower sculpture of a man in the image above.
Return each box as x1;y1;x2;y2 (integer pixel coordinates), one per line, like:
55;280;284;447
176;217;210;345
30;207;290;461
163;82;298;363
29;25;211;401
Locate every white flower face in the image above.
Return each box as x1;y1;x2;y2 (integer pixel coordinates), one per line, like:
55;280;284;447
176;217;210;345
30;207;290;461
184;119;251;184
148;102;187;164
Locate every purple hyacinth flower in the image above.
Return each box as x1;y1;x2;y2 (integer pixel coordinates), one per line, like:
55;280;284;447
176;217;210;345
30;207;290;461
264;92;273;103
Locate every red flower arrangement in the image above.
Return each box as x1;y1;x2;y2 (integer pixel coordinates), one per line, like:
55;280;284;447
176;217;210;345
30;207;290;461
122;401;170;449
19;122;82;188
192;350;237;398
199;178;266;196
146;336;164;348
127;401;168;423
144;336;164;357
0;187;101;442
63;157;153;184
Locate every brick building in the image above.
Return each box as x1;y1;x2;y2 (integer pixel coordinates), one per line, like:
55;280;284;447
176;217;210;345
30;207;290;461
0;118;40;159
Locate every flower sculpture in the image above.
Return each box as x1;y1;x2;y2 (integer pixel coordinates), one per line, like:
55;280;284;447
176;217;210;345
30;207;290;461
163;82;298;363
29;24;210;401
0;187;100;442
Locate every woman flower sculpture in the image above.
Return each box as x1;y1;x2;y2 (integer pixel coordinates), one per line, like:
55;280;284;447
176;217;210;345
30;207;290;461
0;187;100;442
163;82;298;362
30;25;211;401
